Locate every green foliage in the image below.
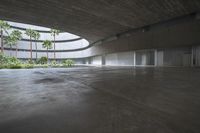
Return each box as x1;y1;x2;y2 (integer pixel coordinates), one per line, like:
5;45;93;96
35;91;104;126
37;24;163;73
50;29;60;36
51;60;57;65
37;57;48;64
42;40;52;49
0;20;11;53
27;59;34;64
21;63;34;69
49;60;60;67
25;29;35;38
0;20;10;29
0;20;10;34
5;35;17;47
0;53;75;69
34;64;48;68
0;53;34;69
32;31;40;40
8;57;21;64
0;53;22;69
8;64;22;69
62;59;75;67
0;52;8;64
5;30;22;48
11;30;22;40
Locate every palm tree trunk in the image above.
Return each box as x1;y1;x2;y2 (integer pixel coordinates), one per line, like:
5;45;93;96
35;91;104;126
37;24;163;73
35;41;37;60
10;45;12;56
47;48;48;63
30;36;32;61
54;35;56;60
16;45;18;58
1;28;3;53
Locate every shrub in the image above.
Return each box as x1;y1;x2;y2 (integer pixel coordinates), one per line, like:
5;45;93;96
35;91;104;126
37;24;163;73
8;64;22;69
0;53;76;69
37;57;48;64
62;59;75;67
27;59;34;64
0;52;9;64
8;57;21;64
0;53;22;69
51;60;57;65
23;64;34;69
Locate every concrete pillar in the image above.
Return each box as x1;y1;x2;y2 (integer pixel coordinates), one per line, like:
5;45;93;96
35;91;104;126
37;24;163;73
154;49;158;67
133;51;136;67
88;57;92;64
102;54;106;65
191;46;196;67
82;58;86;64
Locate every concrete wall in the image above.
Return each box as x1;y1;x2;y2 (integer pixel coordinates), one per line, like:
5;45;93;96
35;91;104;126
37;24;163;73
164;48;191;67
157;50;164;66
87;47;200;67
196;46;200;66
136;50;155;66
92;50;154;66
192;46;200;66
91;56;102;65
83;16;200;57
83;16;200;67
105;51;135;66
156;48;192;67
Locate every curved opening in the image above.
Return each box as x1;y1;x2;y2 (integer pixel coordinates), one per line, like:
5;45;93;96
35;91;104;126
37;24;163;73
3;21;89;51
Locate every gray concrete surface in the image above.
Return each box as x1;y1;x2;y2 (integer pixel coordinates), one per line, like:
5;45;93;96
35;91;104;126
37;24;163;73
0;67;200;133
1;1;200;43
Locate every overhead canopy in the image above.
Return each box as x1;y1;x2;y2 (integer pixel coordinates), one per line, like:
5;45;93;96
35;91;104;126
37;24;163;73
0;0;200;43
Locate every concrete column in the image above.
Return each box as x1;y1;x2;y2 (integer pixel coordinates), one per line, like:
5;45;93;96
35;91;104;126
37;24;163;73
154;49;158;67
191;46;197;67
82;58;86;64
133;51;136;67
102;54;106;65
88;57;92;64
191;47;194;67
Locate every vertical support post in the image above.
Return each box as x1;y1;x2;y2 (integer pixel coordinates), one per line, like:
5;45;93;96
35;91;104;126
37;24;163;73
35;42;37;60
191;46;194;67
191;46;197;67
154;49;158;67
102;54;106;66
54;35;56;60
133;51;136;67
30;37;32;61
88;57;91;65
1;29;3;53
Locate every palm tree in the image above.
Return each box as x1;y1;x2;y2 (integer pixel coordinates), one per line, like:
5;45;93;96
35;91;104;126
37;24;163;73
10;30;22;58
0;20;10;53
25;29;35;61
33;31;40;60
42;40;52;62
5;35;17;56
50;29;60;60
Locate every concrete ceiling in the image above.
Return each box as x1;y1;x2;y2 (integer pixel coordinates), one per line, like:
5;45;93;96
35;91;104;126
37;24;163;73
0;0;200;43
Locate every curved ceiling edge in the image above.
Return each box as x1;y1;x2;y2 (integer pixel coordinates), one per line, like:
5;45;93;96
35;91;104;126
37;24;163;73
2;46;91;52
2;13;196;52
11;26;65;33
0;35;83;43
21;37;83;43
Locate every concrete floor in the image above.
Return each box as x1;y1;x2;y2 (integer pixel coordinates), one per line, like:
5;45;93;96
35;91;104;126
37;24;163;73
0;67;200;133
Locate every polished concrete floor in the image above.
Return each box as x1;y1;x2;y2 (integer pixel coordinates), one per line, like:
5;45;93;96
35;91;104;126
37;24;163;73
0;67;200;133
